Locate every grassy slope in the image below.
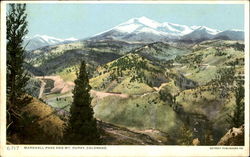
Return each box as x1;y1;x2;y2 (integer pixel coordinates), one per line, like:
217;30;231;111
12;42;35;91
47;94;72;112
171;40;244;140
90;53;167;95
174;40;244;85
93;92;183;139
175;85;236;139
132;42;190;61
17;96;172;145
112;77;154;95
20;96;65;144
55;66;77;82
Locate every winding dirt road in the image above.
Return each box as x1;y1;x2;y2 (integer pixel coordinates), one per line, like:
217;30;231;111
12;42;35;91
90;90;129;99
38;79;46;99
36;76;74;95
35;75;131;101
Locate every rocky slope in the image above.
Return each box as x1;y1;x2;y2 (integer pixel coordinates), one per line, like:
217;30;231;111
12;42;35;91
217;125;244;146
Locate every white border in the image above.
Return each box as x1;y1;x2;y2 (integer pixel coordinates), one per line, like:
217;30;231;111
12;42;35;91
1;0;250;4
0;1;249;157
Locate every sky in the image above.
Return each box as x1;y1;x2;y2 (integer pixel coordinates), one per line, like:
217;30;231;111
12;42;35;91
24;3;245;39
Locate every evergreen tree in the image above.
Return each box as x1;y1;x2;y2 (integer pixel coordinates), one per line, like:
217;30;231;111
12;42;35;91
64;61;101;144
7;4;29;105
227;82;244;128
6;4;30;137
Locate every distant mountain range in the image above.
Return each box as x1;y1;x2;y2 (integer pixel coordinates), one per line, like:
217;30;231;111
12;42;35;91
24;16;244;51
23;34;78;51
90;16;244;42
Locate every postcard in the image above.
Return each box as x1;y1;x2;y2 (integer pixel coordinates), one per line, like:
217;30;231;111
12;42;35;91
0;1;249;156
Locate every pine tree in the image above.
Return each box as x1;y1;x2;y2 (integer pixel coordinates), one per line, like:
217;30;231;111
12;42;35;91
227;82;244;128
64;61;101;144
7;4;29;105
6;4;30;137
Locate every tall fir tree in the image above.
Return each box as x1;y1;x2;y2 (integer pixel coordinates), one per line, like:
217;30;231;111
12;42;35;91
64;61;101;144
227;82;244;128
6;4;30;137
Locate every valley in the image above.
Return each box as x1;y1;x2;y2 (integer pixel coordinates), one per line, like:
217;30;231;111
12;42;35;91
22;17;245;145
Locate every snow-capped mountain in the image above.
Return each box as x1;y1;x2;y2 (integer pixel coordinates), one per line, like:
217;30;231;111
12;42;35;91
23;34;78;51
91;16;244;42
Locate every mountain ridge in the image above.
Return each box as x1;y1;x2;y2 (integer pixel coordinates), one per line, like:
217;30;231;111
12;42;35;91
25;17;244;51
23;34;78;51
90;16;244;42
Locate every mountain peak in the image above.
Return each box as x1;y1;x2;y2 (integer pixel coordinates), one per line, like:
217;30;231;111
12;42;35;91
134;16;156;23
138;16;150;20
65;37;78;41
127;16;155;22
32;34;64;42
116;16;161;33
190;26;220;35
